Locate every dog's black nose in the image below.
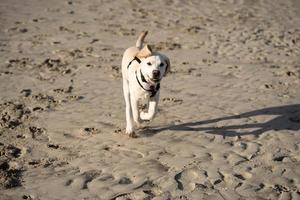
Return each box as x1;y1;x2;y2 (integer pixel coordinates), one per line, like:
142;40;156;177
152;70;160;78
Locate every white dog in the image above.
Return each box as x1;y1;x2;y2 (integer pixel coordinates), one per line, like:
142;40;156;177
121;31;170;137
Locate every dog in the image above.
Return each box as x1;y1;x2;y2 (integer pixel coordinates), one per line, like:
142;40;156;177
121;31;170;137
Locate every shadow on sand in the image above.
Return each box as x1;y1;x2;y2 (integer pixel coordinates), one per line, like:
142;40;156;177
144;104;300;137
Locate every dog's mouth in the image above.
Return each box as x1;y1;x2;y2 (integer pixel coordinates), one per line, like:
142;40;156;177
145;74;161;83
151;78;160;82
148;77;161;83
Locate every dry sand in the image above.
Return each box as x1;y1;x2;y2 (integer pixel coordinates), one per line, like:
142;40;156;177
1;0;300;199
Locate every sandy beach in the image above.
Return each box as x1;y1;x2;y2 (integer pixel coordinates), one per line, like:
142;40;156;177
1;0;300;199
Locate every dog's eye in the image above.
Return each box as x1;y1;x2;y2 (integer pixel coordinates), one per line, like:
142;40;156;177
160;63;164;67
147;62;152;66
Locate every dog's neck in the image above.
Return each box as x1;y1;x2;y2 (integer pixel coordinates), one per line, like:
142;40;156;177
127;56;160;97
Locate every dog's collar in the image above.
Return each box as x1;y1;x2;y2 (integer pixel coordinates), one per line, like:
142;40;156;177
139;69;147;83
127;56;141;69
128;56;160;97
135;70;160;97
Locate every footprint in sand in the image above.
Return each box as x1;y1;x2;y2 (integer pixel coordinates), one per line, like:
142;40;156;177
0;102;31;129
66;170;101;190
186;26;203;34
81;127;100;136
118;177;132;185
5;58;32;69
156;41;182;51
98;173;115;182
0;144;23;188
109;146;144;159
234;141;261;159
220;169;254;190
174;167;207;191
28;126;48;142
162;97;183;105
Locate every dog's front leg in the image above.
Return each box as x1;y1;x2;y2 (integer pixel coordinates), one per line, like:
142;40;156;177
130;94;141;126
123;79;134;134
140;92;159;121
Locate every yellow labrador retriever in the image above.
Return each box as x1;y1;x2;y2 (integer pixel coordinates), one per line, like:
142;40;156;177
122;31;170;136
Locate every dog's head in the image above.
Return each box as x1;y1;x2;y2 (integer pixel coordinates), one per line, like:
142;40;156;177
137;45;170;83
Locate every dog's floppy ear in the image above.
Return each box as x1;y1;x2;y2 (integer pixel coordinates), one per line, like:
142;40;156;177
136;44;152;58
164;56;171;76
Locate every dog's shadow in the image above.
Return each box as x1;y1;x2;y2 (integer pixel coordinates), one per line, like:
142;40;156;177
142;104;300;137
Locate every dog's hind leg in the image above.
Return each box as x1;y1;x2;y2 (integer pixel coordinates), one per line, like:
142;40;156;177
123;79;134;134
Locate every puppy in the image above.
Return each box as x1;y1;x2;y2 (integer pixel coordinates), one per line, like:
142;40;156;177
121;31;170;136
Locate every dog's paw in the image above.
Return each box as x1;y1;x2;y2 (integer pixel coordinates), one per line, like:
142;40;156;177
125;128;138;138
140;112;152;121
128;132;138;138
140;112;154;122
125;126;134;134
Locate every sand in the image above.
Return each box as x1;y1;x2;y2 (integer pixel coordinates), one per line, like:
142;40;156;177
1;0;300;199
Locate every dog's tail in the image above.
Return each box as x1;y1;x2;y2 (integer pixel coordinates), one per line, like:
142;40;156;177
136;31;148;49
